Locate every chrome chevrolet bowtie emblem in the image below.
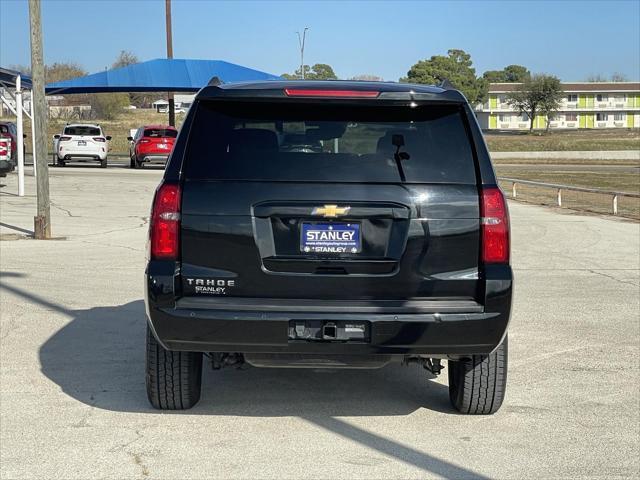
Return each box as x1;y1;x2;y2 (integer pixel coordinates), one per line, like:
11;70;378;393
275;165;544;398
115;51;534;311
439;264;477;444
311;205;351;218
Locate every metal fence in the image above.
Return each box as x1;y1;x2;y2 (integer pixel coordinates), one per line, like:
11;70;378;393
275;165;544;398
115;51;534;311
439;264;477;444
498;177;640;218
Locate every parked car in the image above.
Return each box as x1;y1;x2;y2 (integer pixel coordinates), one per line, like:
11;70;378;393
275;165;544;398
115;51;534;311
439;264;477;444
144;81;512;413
0;136;14;176
128;125;177;168
53;124;111;168
0;121;24;163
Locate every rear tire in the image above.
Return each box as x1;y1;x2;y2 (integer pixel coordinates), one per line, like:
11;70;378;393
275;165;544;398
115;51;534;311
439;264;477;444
100;158;107;168
145;325;203;410
56;156;65;167
129;156;136;169
448;335;508;415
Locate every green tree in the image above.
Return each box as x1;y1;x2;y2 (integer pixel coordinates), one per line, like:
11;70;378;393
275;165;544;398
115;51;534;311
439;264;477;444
89;93;129;120
403;49;486;103
483;65;530;83
506;74;563;132
281;63;338;80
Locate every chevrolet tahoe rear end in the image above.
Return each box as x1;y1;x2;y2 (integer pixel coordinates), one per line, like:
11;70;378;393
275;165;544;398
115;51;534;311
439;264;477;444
144;81;512;414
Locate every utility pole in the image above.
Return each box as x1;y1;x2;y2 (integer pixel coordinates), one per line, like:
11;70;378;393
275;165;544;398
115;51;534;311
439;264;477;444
165;0;175;126
296;27;309;79
28;0;51;239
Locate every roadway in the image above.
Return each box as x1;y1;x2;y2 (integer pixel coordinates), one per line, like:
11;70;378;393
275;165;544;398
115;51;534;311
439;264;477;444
1;168;638;479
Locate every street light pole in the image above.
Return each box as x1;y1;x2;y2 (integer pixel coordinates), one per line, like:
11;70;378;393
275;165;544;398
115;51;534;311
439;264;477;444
296;27;309;79
165;0;175;126
28;0;51;239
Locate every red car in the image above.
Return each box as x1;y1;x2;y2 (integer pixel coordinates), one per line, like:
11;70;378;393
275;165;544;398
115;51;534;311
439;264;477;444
0;121;22;163
128;125;178;168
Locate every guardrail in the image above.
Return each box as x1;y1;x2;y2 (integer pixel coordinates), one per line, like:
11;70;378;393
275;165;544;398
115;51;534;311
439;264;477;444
498;177;640;215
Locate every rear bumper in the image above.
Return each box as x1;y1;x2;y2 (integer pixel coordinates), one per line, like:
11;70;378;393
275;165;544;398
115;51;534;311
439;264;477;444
146;261;512;358
147;298;510;357
139;154;169;164
58;151;106;160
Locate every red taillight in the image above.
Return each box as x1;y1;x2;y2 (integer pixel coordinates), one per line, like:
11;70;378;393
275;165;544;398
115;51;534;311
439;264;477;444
284;88;379;98
140;139;150;144
59;136;72;142
150;183;181;260
480;187;510;264
0;141;7;156
93;137;106;142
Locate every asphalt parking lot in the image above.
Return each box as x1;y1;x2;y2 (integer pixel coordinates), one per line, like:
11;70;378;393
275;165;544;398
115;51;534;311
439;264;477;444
1;167;639;479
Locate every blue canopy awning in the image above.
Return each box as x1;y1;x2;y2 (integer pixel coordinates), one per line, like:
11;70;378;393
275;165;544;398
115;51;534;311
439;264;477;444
0;67;33;89
45;58;281;95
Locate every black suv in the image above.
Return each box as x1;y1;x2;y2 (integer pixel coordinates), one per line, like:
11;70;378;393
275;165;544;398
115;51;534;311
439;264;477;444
145;81;512;414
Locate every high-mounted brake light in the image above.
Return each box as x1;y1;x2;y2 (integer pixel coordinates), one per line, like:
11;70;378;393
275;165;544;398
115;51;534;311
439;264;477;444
150;183;181;260
480;187;510;264
284;88;379;98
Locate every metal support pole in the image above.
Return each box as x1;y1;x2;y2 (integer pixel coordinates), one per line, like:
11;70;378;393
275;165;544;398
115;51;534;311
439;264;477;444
31;91;37;177
16;75;25;197
165;0;175;126
612;195;618;215
297;27;309;79
557;189;562;207
512;182;517;198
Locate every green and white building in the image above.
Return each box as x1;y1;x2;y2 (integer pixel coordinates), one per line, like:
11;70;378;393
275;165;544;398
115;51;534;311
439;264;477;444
476;82;640;130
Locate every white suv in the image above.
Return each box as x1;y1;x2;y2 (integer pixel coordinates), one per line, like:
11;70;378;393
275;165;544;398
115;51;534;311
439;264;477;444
53;124;111;168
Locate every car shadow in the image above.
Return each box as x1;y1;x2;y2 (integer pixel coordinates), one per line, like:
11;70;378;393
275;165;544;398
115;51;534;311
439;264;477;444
1;279;491;479
30;295;455;417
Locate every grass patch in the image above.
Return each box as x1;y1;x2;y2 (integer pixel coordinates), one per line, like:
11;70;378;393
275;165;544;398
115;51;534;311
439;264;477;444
486;129;640;152
493;157;640;166
496;165;640;219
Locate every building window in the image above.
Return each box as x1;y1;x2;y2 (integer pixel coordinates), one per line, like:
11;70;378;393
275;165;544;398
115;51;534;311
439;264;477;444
565;113;578;122
614;113;625;121
596;113;608;121
499;114;511;123
520;113;529;122
497;95;506;105
567;94;578;102
596;94;608;102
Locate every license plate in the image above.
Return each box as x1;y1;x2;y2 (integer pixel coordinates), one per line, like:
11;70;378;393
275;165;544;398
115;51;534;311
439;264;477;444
301;222;361;254
77;140;86;146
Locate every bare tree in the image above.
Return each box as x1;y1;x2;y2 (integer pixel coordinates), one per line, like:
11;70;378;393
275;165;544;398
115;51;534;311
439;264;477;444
611;72;628;82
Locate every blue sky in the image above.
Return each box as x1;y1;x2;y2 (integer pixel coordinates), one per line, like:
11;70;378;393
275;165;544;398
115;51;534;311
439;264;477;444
1;0;639;81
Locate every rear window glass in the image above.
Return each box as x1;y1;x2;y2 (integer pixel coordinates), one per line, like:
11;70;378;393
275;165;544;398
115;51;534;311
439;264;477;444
64;126;101;136
144;128;177;138
185;101;476;184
